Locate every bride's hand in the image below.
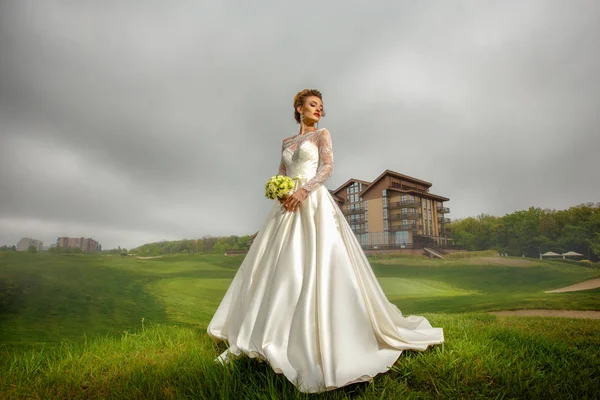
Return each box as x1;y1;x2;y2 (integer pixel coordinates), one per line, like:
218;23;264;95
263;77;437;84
281;189;309;212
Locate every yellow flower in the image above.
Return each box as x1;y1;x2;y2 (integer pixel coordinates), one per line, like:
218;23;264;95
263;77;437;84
264;175;295;200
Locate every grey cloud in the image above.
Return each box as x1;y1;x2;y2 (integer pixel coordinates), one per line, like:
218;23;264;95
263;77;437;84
1;0;599;248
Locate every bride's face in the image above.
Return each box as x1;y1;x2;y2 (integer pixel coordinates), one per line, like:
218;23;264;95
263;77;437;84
298;96;324;124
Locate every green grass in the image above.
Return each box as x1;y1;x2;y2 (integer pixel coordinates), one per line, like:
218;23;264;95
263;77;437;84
445;250;498;258
1;251;600;399
1;316;598;399
369;257;600;314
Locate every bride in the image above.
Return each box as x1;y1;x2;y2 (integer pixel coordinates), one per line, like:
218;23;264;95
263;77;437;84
207;89;444;393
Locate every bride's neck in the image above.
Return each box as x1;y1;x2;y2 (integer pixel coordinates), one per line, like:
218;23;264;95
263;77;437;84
299;123;317;135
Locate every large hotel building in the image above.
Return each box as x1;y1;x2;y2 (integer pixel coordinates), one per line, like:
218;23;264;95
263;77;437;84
330;169;451;249
56;237;101;252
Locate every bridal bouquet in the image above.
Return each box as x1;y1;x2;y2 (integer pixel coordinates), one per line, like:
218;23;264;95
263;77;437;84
265;175;295;200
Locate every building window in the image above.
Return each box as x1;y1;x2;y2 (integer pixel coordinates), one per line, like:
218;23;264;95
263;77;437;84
394;231;409;245
384;220;389;230
383;209;388;219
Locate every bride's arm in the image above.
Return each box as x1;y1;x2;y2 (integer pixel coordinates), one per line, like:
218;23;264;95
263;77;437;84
278;140;287;176
277;140;288;205
301;129;333;194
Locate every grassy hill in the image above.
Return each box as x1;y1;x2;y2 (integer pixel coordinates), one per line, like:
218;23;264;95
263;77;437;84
1;252;599;398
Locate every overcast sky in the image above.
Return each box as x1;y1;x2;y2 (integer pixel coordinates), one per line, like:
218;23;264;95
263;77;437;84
1;1;599;249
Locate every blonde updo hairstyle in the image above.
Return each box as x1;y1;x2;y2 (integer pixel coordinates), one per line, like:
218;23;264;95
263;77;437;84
293;89;326;124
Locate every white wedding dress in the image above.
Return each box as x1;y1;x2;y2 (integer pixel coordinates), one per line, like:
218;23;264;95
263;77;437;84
207;128;443;393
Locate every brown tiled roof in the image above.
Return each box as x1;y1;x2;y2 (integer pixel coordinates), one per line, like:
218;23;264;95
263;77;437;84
359;169;432;197
387;187;449;202
329;191;345;202
331;178;372;194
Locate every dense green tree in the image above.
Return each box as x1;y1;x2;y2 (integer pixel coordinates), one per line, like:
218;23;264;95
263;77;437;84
129;234;253;256
451;203;600;260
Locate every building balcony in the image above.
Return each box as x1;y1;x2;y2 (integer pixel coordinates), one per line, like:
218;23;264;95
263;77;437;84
437;206;450;214
389;212;422;221
347;216;368;224
352;228;368;234
388;200;421;209
390;222;423;232
437;217;451;224
439;224;452;232
390;183;428;194
344;206;364;215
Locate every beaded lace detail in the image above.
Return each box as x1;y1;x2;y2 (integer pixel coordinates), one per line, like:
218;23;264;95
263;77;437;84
277;128;333;194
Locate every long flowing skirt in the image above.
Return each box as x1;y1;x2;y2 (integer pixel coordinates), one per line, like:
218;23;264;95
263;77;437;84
207;179;443;393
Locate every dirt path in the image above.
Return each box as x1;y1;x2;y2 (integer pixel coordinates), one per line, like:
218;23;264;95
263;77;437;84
136;256;164;260
544;278;600;293
490;310;600;319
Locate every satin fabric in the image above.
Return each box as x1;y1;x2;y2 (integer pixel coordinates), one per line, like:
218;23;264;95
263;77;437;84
207;177;444;393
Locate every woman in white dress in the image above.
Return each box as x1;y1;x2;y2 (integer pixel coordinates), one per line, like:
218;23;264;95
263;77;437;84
207;89;444;393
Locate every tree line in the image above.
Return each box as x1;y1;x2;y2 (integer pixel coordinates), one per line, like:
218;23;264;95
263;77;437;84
0;245;39;253
450;203;600;261
4;202;598;261
129;235;252;256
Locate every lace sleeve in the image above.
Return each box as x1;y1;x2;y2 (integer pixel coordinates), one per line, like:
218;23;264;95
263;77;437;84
278;140;287;176
302;128;333;194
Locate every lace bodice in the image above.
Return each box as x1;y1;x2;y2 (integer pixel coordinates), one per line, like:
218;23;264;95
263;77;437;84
278;128;333;194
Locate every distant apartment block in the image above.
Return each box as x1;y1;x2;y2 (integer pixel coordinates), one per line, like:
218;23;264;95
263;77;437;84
330;169;452;249
56;237;101;252
17;237;44;251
